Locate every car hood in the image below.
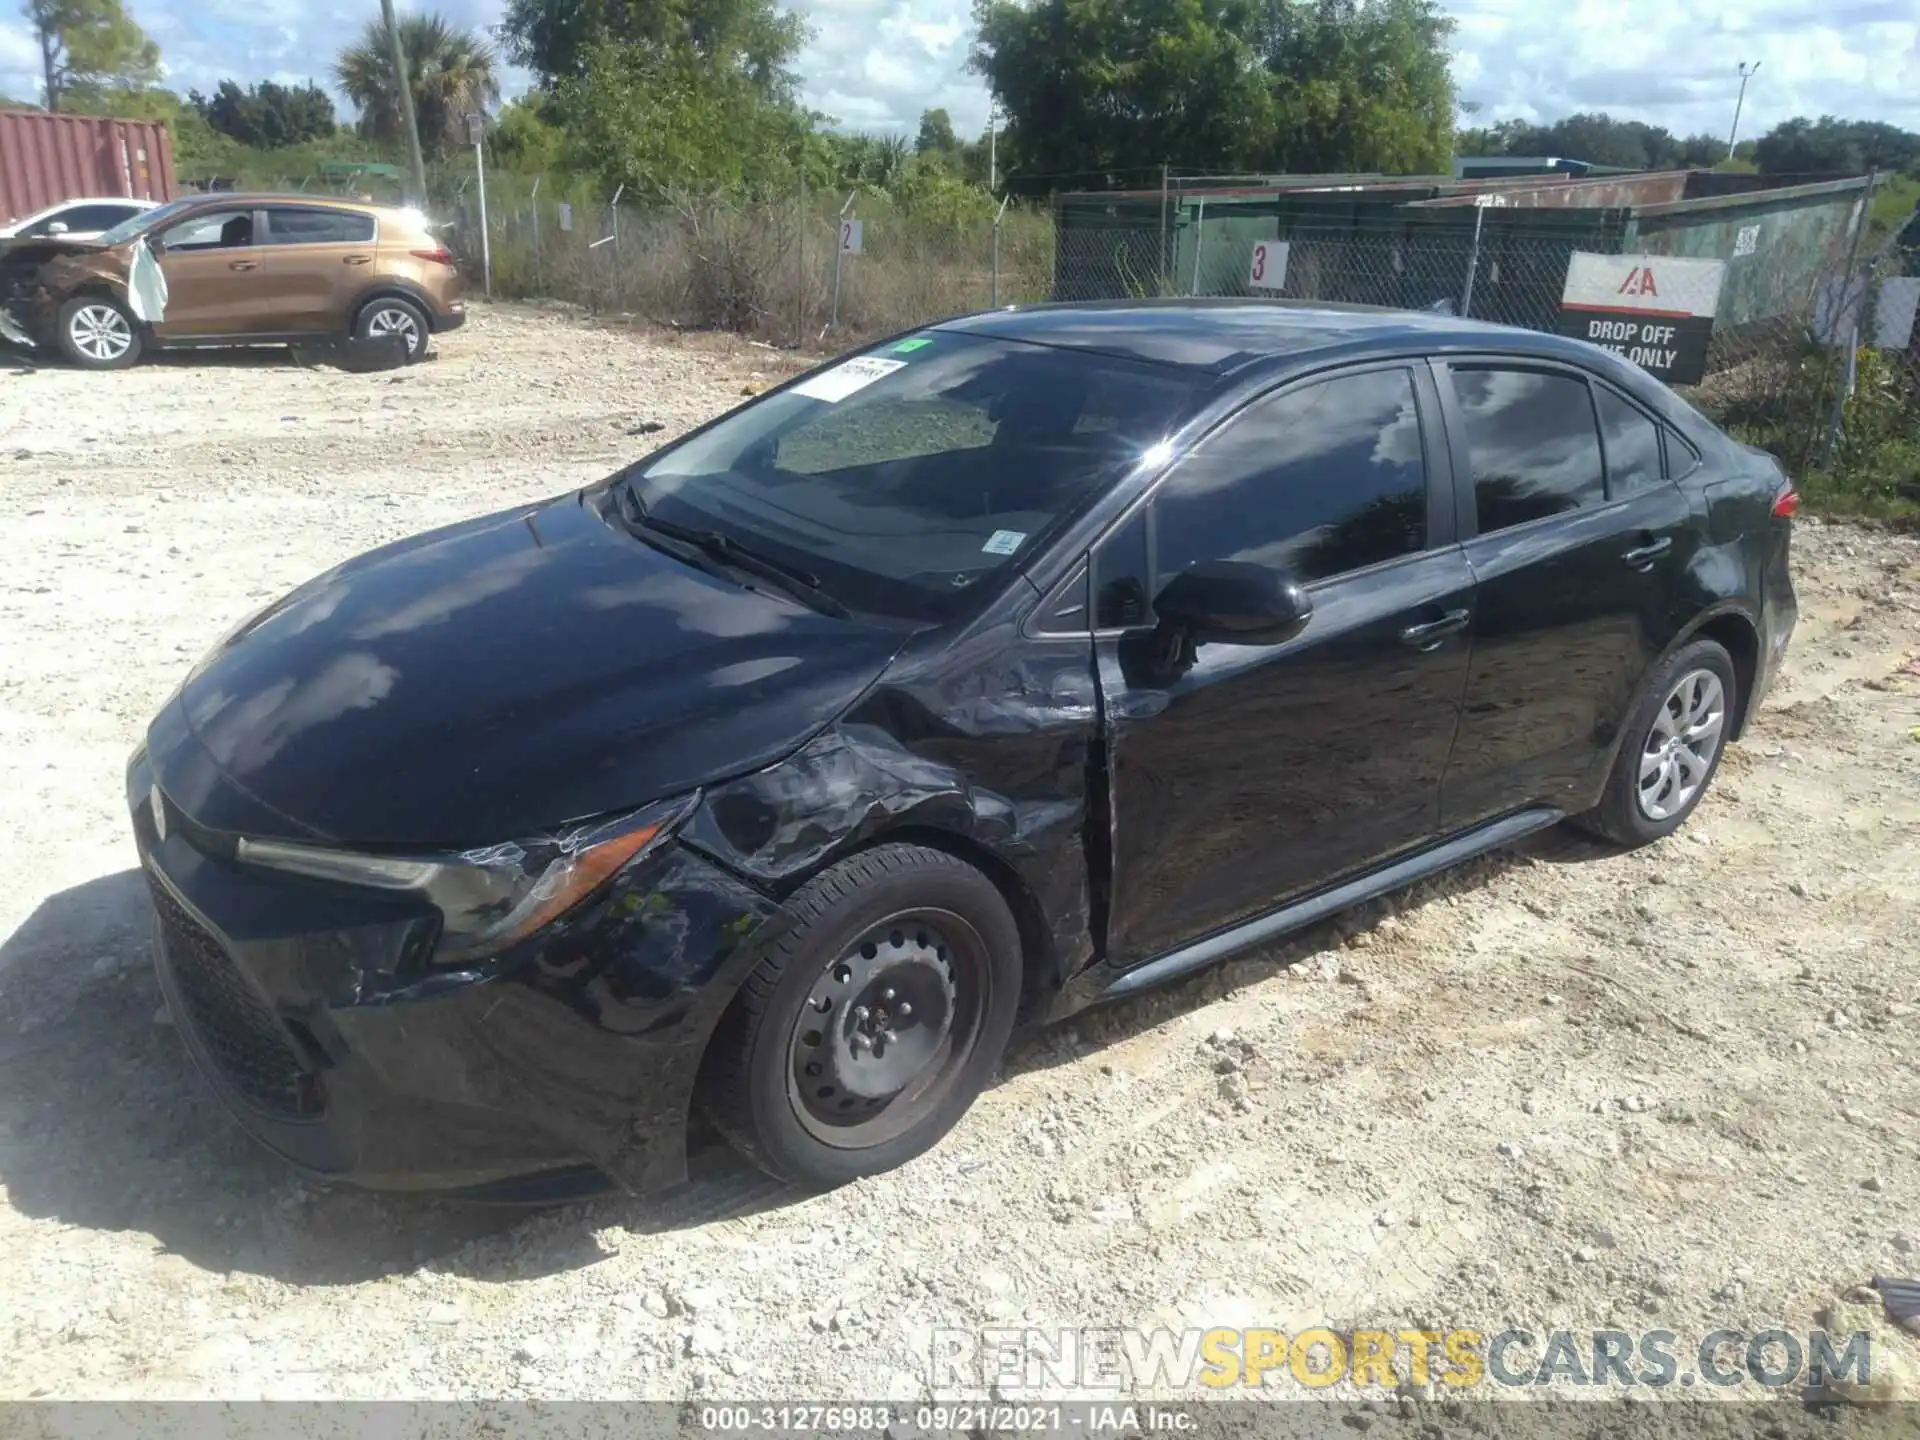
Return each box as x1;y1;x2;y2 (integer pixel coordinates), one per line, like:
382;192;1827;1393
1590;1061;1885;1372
153;491;909;844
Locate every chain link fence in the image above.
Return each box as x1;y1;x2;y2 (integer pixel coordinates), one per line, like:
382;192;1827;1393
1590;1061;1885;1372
224;163;1914;513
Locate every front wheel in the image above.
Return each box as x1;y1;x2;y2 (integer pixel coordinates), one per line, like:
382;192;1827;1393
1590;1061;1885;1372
56;295;142;369
1575;637;1737;846
352;297;429;362
699;844;1022;1189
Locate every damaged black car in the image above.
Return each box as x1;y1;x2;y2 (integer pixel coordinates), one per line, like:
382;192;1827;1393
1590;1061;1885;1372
130;301;1798;1197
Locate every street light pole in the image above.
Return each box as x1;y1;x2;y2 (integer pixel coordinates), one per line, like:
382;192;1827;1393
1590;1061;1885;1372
1727;61;1760;161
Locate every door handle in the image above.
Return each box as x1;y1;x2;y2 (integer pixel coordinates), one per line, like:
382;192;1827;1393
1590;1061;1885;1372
343;255;373;265
1621;536;1673;571
228;260;258;271
1399;608;1470;651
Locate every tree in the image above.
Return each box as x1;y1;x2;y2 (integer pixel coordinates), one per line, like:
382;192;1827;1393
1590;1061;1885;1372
189;79;336;149
335;12;500;157
500;0;806;92
915;107;958;155
970;0;1453;185
1754;116;1920;176
22;0;159;112
556;35;808;196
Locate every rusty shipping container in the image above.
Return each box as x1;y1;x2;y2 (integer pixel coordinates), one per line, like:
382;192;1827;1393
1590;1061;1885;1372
0;109;176;224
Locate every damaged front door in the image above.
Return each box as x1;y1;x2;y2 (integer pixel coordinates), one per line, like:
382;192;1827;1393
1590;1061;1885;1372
1092;364;1475;968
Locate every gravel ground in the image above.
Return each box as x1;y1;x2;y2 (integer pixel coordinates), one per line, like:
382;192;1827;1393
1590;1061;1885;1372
2;303;1919;1404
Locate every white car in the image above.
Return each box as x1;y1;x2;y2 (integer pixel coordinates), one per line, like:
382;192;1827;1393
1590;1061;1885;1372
0;197;160;242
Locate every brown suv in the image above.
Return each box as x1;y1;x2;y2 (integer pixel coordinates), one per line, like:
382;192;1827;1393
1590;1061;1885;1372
0;193;465;369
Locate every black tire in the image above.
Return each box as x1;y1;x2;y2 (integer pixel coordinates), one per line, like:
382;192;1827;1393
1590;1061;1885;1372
699;843;1022;1189
55;294;142;369
1574;637;1738;847
352;296;430;362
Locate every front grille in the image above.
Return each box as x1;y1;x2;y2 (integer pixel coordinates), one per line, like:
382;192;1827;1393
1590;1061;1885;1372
148;879;321;1119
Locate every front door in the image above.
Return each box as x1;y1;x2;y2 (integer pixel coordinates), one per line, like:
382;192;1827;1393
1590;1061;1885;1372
1434;360;1696;829
154;208;272;338
260;205;380;334
1095;363;1475;968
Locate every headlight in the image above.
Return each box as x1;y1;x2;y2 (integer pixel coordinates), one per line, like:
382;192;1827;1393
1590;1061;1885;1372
235;792;697;963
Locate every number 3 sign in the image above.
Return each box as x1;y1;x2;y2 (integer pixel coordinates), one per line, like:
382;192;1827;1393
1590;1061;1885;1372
840;219;864;255
1249;240;1289;292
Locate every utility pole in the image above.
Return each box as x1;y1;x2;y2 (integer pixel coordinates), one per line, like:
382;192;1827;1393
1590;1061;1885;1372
988;105;997;193
1727;61;1760;161
381;0;430;206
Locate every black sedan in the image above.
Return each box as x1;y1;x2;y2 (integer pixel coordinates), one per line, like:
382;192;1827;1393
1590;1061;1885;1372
130;301;1798;1197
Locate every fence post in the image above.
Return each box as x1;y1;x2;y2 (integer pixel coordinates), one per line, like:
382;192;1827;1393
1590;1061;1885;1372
530;174;542;286
1158;163;1170;294
1460;198;1489;318
796;169;806;347
1189;197;1206;295
992;192;1011;307
828;190;855;335
1816;167;1878;469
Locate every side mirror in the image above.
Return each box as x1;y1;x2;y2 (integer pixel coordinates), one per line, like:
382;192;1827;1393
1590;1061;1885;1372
1153;560;1313;646
46;221;68;236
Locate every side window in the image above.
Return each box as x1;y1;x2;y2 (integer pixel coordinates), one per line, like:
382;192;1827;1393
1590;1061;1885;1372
163;210;255;251
1152;368;1428;590
1094;507;1151;629
1451;367;1604;535
1595;386;1665;496
1663;426;1702;479
263;207;376;246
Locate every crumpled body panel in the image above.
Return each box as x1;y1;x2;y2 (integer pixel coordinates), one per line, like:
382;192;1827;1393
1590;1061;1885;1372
680;621;1102;1008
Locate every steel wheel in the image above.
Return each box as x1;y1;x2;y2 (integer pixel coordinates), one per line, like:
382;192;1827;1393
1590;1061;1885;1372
787;909;986;1149
1637;667;1726;822
68;303;133;364
363;304;421;352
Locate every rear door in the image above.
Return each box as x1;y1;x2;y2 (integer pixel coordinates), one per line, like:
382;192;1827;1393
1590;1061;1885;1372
259;206;379;334
1434;359;1695;830
1094;362;1475;968
153;207;272;337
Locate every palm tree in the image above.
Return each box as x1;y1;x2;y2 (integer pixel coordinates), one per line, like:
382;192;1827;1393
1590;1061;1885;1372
335;12;500;158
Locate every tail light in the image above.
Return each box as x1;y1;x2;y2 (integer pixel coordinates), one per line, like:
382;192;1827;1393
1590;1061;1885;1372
410;247;457;267
1773;486;1801;519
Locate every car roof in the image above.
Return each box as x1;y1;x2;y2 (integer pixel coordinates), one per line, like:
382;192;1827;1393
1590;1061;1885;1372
936;298;1600;377
175;192;413;217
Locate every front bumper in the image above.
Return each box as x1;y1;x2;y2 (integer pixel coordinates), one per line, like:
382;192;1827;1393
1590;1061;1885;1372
129;749;777;1196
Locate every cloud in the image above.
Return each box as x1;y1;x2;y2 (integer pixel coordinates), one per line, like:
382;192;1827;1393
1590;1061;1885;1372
2;0;1916;151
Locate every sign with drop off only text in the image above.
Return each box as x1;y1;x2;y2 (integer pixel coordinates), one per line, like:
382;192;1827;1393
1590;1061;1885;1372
1556;252;1725;385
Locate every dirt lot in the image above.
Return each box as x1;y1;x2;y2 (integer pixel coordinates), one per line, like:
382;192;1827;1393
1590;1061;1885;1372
1;303;1919;1404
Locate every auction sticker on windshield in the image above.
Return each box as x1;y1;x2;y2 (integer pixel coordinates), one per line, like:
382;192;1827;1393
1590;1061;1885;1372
794;356;908;403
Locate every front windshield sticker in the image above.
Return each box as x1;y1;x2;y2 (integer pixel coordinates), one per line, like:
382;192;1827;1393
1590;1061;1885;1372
981;529;1028;556
890;337;933;353
793;355;907;403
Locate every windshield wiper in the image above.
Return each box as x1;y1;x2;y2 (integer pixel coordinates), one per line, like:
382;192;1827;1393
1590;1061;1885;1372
611;481;851;619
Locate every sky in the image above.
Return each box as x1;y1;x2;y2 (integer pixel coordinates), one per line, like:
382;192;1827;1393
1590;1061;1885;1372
2;0;1918;147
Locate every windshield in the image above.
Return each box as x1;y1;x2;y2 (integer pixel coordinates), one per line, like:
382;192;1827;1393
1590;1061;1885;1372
625;331;1195;624
96;198;197;246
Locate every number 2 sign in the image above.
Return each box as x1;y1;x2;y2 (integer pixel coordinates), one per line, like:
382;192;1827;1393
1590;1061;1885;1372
1249;239;1290;292
840;218;864;255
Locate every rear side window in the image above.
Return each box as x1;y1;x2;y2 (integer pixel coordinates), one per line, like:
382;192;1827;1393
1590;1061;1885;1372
1151;368;1428;588
264;207;375;245
1595;387;1665;496
1451;368;1604;535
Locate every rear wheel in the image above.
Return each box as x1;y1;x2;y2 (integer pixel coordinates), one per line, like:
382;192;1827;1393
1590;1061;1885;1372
699;844;1021;1189
352;296;429;362
1575;637;1737;846
56;295;142;369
